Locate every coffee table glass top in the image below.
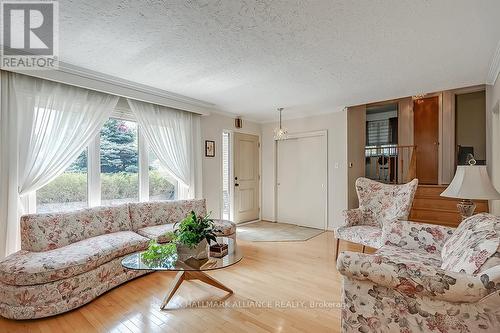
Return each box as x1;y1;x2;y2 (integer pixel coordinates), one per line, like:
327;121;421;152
122;237;242;272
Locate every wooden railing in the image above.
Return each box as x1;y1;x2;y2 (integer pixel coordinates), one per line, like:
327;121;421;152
364;145;416;184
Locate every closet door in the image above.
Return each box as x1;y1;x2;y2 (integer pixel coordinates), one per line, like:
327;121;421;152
277;132;327;229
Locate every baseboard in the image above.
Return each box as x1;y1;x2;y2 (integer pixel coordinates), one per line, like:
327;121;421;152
236;219;261;226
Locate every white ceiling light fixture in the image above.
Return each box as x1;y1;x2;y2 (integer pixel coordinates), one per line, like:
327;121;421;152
274;107;288;141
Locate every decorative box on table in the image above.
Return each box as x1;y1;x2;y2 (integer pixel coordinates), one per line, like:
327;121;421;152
210;243;228;258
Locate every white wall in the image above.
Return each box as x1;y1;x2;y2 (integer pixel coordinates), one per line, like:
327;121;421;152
261;109;348;230
486;73;500;215
200;113;261;219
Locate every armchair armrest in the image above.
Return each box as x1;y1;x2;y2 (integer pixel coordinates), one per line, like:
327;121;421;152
341;208;364;227
337;251;500;303
382;219;455;253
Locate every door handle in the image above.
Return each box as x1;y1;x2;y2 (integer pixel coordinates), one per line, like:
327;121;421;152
235;183;239;187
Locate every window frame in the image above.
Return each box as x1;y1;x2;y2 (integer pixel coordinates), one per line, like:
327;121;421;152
34;113;179;213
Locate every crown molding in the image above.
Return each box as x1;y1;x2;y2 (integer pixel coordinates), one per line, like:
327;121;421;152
260;106;347;124
487;40;500;85
2;58;216;115
204;108;265;124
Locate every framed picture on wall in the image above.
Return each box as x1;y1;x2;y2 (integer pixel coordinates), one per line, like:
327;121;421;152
205;140;215;157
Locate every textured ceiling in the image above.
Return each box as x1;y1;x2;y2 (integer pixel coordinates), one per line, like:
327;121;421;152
59;0;500;122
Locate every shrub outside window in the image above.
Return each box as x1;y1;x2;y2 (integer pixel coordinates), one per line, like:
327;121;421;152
36;150;88;213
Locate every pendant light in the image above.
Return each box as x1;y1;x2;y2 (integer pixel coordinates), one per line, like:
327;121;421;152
273;107;288;141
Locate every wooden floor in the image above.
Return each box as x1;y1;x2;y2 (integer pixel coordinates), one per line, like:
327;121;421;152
0;232;368;333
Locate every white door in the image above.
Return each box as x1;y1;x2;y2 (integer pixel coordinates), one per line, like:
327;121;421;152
233;132;260;223
277;132;327;229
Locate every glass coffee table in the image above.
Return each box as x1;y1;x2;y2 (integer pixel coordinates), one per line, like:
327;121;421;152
121;237;242;309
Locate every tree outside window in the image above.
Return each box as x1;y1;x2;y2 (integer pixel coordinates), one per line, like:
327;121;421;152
101;119;139;205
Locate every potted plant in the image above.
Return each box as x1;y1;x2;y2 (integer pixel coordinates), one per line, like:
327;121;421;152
169;211;217;260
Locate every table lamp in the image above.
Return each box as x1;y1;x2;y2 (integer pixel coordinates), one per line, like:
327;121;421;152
441;158;500;220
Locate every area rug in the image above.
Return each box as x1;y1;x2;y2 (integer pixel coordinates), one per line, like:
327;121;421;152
237;221;324;242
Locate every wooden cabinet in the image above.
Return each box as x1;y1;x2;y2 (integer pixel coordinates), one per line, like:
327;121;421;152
409;185;488;227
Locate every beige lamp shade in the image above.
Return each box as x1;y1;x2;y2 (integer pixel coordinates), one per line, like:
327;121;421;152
441;165;500;200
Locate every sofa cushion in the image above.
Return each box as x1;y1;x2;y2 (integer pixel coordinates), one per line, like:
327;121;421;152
137;224;175;243
129;199;207;230
137;219;237;244
0;231;149;286
335;225;383;248
376;245;442;267
20;204;132;252
441;213;500;274
382;219;454;254
213;219;237;236
475;219;500;275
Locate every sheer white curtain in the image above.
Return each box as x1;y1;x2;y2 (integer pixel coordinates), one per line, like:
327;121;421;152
0;72;119;258
127;99;202;199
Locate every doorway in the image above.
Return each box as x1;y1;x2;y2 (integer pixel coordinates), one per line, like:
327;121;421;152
276;131;327;230
414;96;439;184
365;103;399;183
455;91;486;166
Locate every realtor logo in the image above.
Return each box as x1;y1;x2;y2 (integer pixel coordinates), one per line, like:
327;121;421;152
1;1;58;69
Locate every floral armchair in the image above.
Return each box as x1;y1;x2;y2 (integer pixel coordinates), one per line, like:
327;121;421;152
337;214;500;333
334;177;418;257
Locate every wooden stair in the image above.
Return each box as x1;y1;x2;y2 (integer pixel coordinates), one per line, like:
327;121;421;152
409;185;489;227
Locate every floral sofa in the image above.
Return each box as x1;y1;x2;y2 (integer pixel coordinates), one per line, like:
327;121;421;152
337;213;500;333
0;199;236;320
334;177;418;257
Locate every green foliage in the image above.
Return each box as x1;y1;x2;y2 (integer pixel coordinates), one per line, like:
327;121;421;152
101;119;135;145
100;119;138;173
141;240;177;263
37;172;87;204
37;171;175;204
101;172;138;201
171;211;217;249
66;151;88;173
66;119;139;174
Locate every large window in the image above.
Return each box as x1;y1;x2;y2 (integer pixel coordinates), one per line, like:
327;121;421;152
36;150;88;213
100;119;139;205
35;115;179;213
